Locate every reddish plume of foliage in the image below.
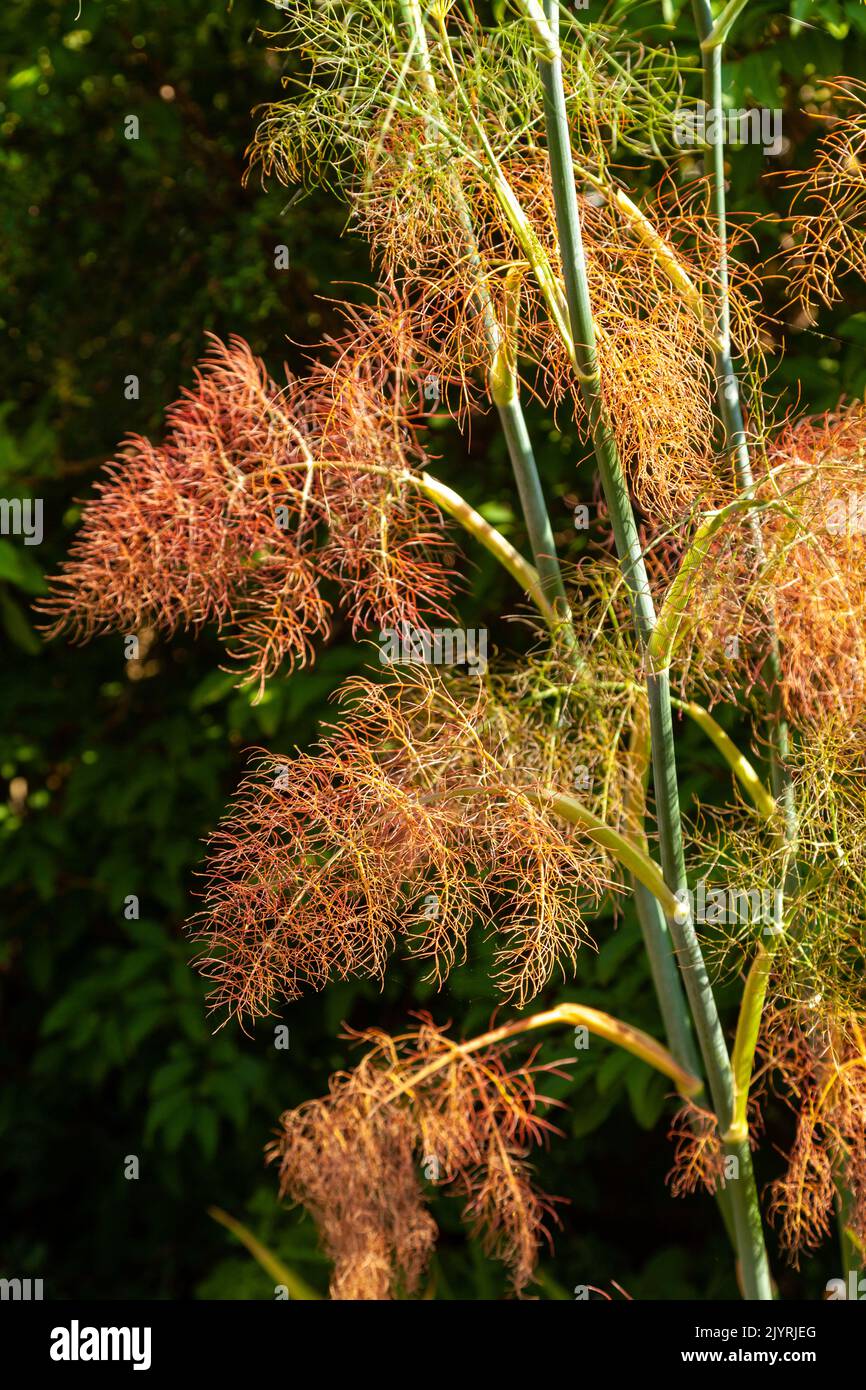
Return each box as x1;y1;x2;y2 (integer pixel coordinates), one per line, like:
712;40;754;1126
304;301;456;633
359;134;732;521
191;669;610;1023
666;1099;727;1200
268;1014;567;1298
668;402;866;725
761;407;866;724
40;330;455;695
494;157;749;523
758;1006;866;1264
780;80;866;316
253;21;758;525
667;1089;764;1203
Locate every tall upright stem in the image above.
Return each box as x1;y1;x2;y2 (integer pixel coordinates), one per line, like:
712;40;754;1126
690;0;795;841
533;0;771;1299
495;393;569;624
624;698;703;1080
691;0;800;1156
633;882;703;1079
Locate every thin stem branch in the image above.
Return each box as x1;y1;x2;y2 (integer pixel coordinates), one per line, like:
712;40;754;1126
728;947;773;1142
579;169;716;338
632;883;703;1079
625;697;703;1080
494;395;570;626
415;470;559;627
374;1001;704;1113
701;0;750;51
673;699;777;821
430;779;680;921
532;788;680;917
208;1206;320;1300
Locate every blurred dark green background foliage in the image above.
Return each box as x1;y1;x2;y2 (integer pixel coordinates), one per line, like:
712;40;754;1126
1;0;863;1300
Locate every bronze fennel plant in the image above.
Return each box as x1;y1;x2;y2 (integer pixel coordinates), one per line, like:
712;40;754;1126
42;1;866;1299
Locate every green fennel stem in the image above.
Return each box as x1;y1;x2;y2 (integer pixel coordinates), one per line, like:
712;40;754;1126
625;700;704;1082
527;4;712;1100
632;881;703;1083
533;2;716;1073
689;0;796;843
208;1206;320;1300
690;0;800;1257
414;470;559;628
533;0;771;1299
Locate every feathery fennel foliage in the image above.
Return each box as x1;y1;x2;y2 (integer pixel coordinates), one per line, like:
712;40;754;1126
43;0;866;1299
